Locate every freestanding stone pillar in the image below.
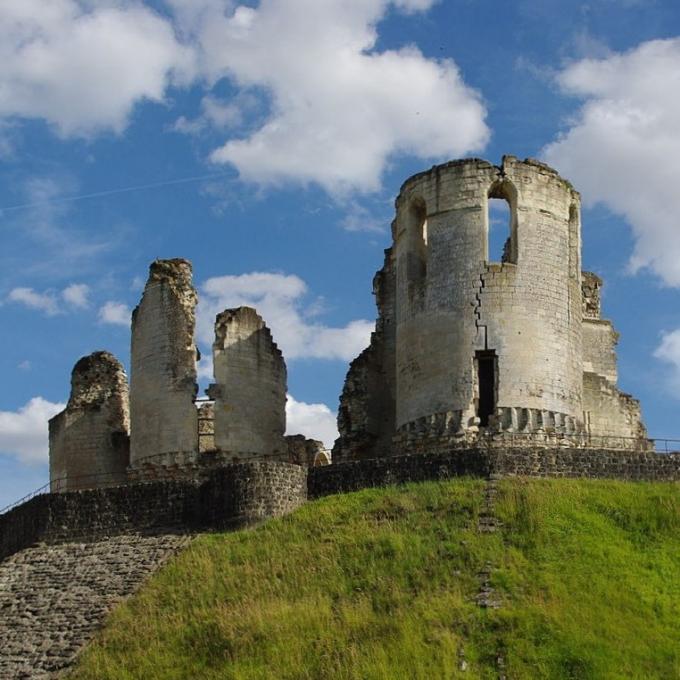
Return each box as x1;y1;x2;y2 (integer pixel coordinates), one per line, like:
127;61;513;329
49;351;130;491
129;259;198;466
209;306;287;461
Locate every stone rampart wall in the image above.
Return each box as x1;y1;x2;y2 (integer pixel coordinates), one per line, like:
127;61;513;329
3;450;679;562
1;462;306;562
308;447;680;498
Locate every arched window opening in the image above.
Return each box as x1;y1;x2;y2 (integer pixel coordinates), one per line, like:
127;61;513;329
405;199;427;288
487;181;518;264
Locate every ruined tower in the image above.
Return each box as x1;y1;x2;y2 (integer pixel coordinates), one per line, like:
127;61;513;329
209;306;287;461
49;352;130;491
129;259;198;466
334;156;647;462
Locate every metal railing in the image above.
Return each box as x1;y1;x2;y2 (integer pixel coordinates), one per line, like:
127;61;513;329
0;448;204;515
468;431;680;453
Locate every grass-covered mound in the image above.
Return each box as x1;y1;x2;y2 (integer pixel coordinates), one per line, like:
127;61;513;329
69;479;680;679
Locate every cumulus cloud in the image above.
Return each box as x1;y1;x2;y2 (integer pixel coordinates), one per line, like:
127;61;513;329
543;38;680;286
179;0;489;193
0;397;64;465
285;395;338;449
62;283;90;308
0;1;488;194
8;282;93;315
98;301;132;327
198;272;374;361
0;0;193;136
654;329;680;390
7;287;60;315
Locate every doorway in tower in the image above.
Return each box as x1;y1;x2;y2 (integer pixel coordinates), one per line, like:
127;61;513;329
475;350;497;427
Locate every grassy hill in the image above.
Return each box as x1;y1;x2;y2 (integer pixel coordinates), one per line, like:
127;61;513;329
68;478;680;679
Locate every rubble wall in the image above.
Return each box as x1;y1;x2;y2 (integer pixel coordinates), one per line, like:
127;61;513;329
49;352;129;491
0;463;307;562
129;259;198;465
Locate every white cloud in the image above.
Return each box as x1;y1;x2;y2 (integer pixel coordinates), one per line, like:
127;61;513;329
654;329;680;390
0;1;488;194
7;287;59;315
62;283;90;308
98;301;131;326
286;395;337;449
0;397;64;465
340;201;388;233
188;0;488;194
198;272;374;361
543;38;680;286
8;282;93;315
17;360;31;371
0;0;193;136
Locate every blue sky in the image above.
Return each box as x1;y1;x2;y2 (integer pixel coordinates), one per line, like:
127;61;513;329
1;0;680;508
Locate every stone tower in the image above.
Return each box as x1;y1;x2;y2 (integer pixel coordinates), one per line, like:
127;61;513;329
49;352;130;491
129;259;198;466
334;156;646;462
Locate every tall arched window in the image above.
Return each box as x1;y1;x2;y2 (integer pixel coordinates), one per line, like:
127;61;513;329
487;180;518;264
405;198;427;290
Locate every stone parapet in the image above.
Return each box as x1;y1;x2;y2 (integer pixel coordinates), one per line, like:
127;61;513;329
1;462;307;562
309;448;680;499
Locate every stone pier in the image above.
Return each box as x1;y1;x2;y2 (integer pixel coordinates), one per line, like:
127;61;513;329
129;259;198;466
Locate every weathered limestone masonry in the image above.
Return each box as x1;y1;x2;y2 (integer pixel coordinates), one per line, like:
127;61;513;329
334;156;648;462
48;258;328;489
580;272;647;441
129;259;199;467
209;306;287;461
49;352;129;491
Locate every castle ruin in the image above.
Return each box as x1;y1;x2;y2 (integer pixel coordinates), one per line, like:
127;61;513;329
48;258;328;490
47;156;648;490
333;156;647;461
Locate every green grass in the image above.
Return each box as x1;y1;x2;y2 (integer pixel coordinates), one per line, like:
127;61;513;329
69;478;680;679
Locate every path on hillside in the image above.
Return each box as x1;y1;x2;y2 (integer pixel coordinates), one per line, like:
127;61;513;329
0;534;192;679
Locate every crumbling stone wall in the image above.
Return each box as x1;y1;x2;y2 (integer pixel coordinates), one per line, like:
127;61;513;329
129;259;198;466
334;249;396;462
210;307;286;461
49;352;129;491
197;402;215;452
580;273;647;443
583;372;648;443
285;435;330;467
